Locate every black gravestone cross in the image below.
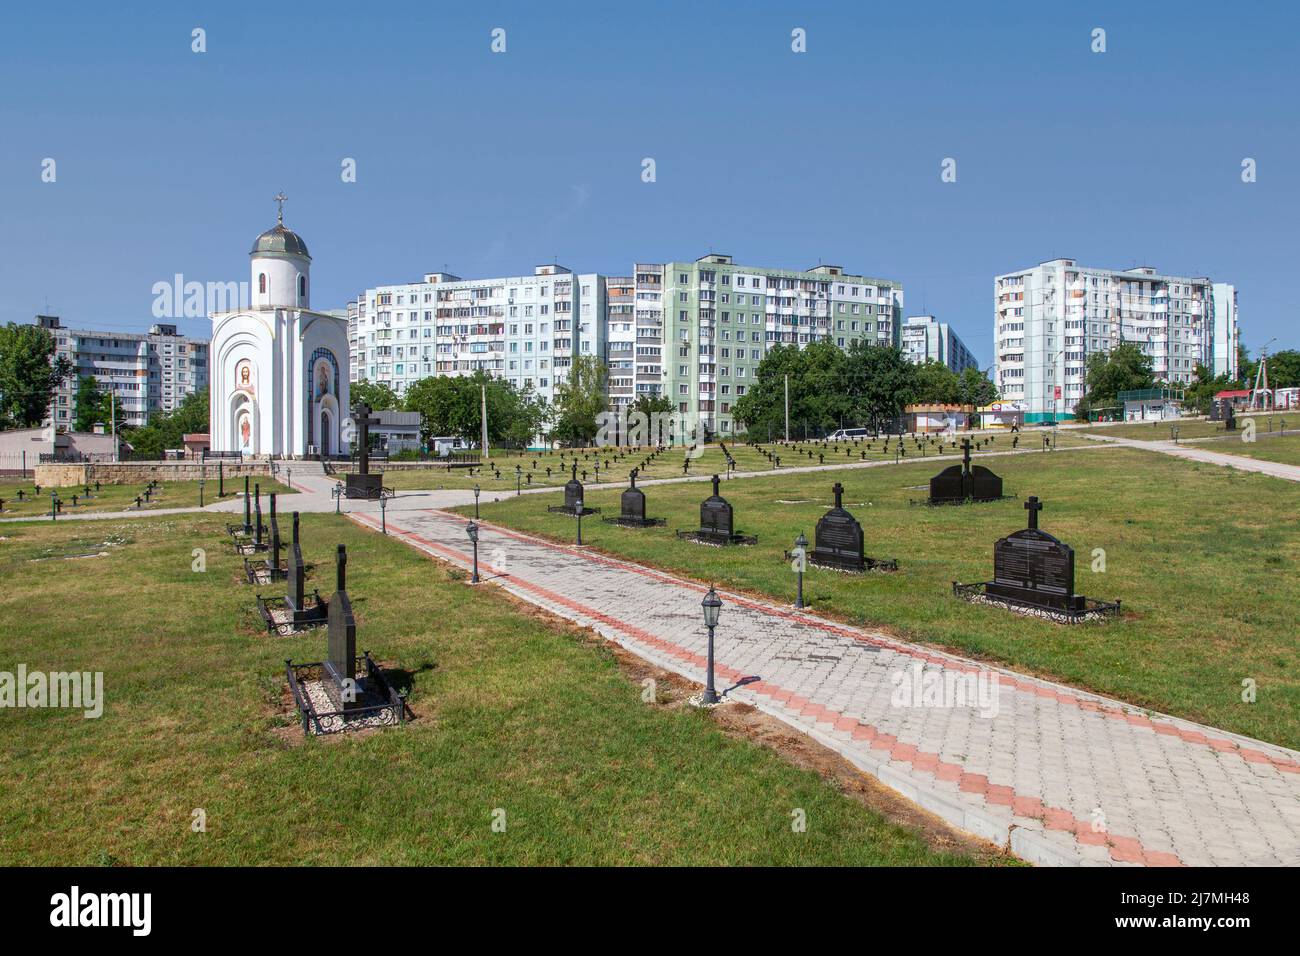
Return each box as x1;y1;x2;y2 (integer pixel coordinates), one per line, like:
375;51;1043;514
323;544;362;712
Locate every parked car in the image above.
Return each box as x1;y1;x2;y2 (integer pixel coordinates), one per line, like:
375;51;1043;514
827;428;872;441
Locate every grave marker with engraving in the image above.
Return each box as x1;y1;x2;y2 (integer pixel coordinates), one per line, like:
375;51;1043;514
808;482;896;572
954;496;1119;622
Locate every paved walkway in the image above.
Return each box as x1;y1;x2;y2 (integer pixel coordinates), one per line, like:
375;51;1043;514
1079;433;1300;483
352;507;1300;867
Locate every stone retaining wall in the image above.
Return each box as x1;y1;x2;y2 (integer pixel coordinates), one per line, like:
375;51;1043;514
33;460;277;487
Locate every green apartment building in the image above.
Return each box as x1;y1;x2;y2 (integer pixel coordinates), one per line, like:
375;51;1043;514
646;254;903;438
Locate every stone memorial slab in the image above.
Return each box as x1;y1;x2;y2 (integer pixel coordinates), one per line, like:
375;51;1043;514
676;474;755;546
926;439;1006;505
808;483;896;572
603;469;665;527
954;496;1120;622
548;462;599;516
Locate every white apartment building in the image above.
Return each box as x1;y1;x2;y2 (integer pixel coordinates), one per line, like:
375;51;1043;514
902;315;979;373
349;265;606;406
37;315;209;428
994;260;1236;423
1211;283;1240;381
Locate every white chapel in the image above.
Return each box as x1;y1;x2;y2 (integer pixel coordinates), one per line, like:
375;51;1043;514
209;197;350;458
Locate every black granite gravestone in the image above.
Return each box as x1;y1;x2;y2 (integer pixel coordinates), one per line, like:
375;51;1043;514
928;439;1006;505
1224;403;1237;431
603;468;665;527
807;482;897;572
954;496;1119;622
269;493;282;574
344;403;383;499
322;545;364;712
548;462;599;516
676;474;755;545
984;497;1081;614
286;512;307;615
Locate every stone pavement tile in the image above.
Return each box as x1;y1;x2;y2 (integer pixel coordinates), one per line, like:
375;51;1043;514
358;508;1300;868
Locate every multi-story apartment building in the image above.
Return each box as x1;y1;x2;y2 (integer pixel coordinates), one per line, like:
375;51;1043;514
604;276;636;411
349;265;606;406
902;315;979;373
35;315;209;428
347;254;903;442
1211;283;1240;381
994;260;1237;422
656;255;903;437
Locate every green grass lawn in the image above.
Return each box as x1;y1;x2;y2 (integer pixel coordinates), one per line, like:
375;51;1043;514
0;513;1002;866
462;446;1300;750
1188;431;1300;467
0;479;297;519
361;434;1080;492
1074;416;1276;442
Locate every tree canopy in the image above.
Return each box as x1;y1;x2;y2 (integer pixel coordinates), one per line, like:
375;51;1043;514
551;356;608;446
123;391;210;459
731;341;962;436
402;371;546;448
0;323;73;428
1074;343;1154;419
72;376;113;432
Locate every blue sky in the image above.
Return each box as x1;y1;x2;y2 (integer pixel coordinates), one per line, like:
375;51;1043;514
1;0;1296;364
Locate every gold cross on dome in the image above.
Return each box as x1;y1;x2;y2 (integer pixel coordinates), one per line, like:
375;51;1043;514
273;191;288;224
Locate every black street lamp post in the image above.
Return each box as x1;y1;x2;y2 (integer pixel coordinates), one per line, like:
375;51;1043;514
467;520;480;583
516;464;522;496
380;490;391;534
199;478;206;508
474;483;481;519
701;585;723;705
332;483;342;514
575;498;584;545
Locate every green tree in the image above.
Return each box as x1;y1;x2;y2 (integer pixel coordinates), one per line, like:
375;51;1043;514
72;376;112;432
627;392;674;445
348;380;401;412
123;391;210;459
839;342;918;434
1263;349;1300;390
911;360;961;405
1185;363;1235;415
403;371;545;448
1075;343;1153;419
552;356;608;446
0;323;74;427
957;366;998;408
732;341;850;438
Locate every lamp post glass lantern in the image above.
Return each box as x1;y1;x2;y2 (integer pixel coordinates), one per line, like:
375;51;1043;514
701;585;722;704
467;520;480;583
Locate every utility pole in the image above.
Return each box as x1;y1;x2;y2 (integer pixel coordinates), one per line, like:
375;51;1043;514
784;374;790;442
480;383;490;460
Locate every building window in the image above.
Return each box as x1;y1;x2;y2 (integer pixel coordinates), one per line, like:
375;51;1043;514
299;275;307;302
258;273;267;294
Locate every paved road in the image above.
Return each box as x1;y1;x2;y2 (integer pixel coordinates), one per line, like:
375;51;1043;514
353;506;1300;867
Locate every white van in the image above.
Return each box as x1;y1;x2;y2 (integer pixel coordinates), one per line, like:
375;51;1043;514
827;428;871;441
